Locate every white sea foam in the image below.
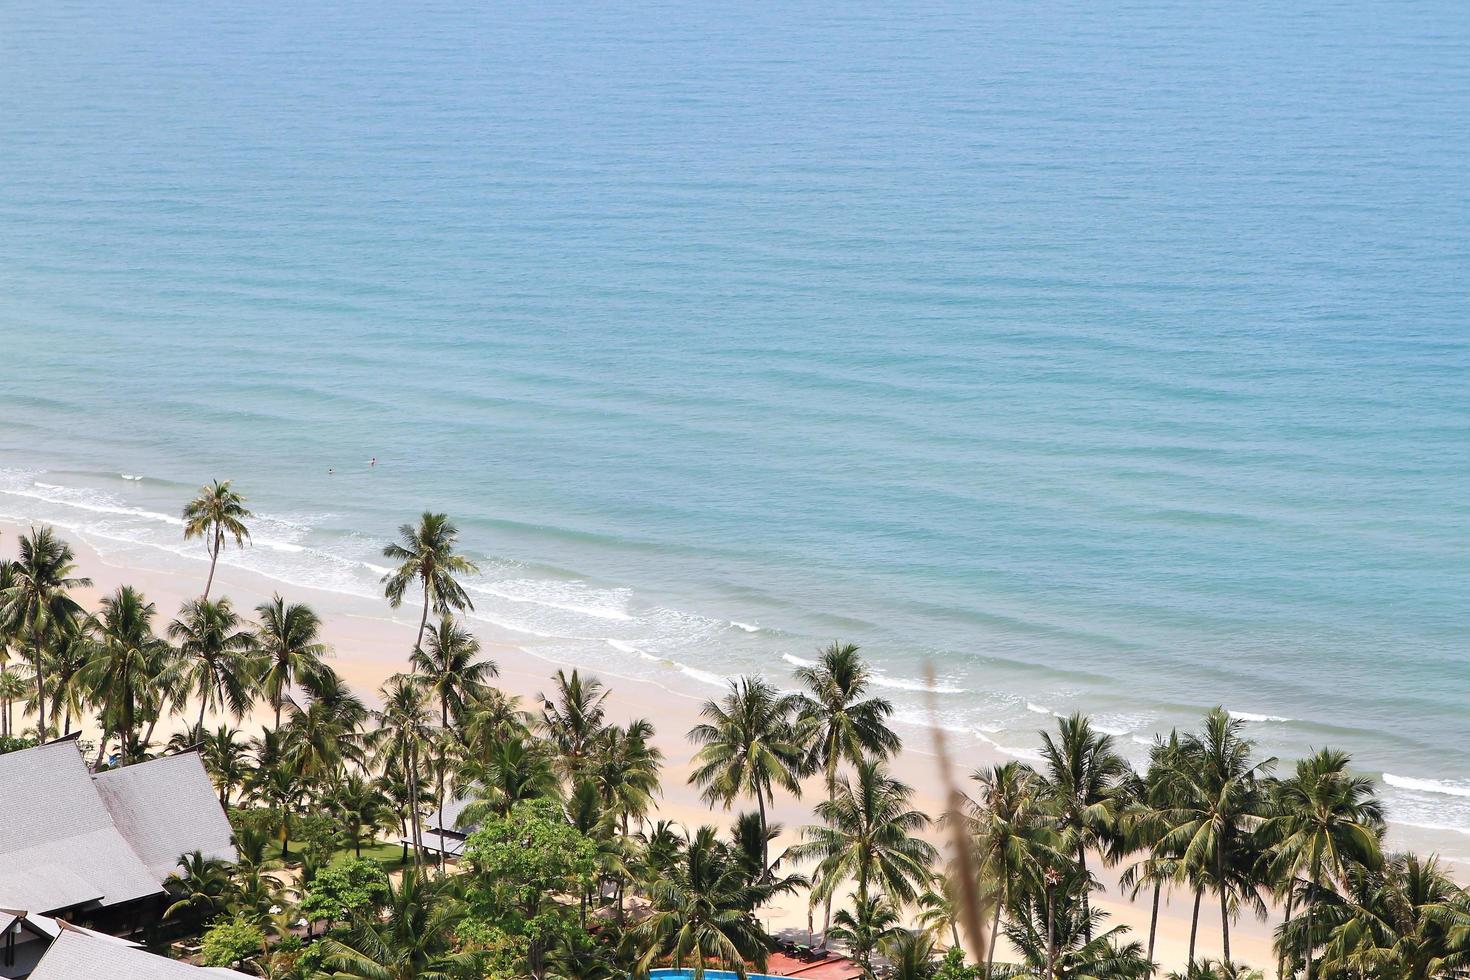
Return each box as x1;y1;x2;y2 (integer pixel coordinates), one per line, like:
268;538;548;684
730;621;761;633
1228;710;1292;723
674;662;730;689
1383;773;1470;799
1026;701;1057;716
869;673;964;695
975;730;1045;763
606;639;639;654
781;653;817;669
120;473;144;481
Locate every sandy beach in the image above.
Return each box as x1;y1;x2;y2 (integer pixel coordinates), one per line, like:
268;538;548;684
0;518;1280;972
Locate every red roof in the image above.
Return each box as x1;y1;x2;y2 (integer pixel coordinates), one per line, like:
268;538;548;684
763;952;863;980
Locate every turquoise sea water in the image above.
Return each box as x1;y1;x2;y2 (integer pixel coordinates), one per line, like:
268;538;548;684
1;2;1467;840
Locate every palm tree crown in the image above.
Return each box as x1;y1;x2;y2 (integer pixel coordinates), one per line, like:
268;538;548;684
381;512;479;655
254;594;330;730
181;480;252;600
0;526;91;738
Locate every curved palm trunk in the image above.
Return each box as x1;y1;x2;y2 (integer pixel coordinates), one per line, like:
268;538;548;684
203;527;221;600
415;581;431;653
1188;888;1202;967
1147;879;1161;964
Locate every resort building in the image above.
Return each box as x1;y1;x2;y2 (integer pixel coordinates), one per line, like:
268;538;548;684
22;924;249;979
402;791;476;861
0;738;237;977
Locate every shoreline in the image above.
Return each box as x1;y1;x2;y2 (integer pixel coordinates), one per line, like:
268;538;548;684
0;517;1282;970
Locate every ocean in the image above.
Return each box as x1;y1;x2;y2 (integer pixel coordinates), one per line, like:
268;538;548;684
1;0;1467;845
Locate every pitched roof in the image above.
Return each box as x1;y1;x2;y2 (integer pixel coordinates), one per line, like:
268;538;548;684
0;741;159;909
0;742;236;913
94;751;237;879
26;927;250;980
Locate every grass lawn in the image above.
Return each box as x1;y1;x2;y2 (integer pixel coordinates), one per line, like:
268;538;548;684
273;839;410;875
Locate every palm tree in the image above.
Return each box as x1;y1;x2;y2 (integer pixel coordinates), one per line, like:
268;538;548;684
688;676;804;876
318;871;483;980
591;719;664;836
456;734;561;822
1260;748;1384;980
255;594;330;730
1005;867;1151;980
374;675;436;865
83;586;172;767
0;526;90;738
332;773;394;858
792;758;938;924
380;512;479;655
169;597;258;734
41;616;92;737
626;825;769;980
1118;733;1188;964
199;724;251;807
540;668;610;779
182;480;253;600
794;641;901;930
163;851;237;926
413;613;497;856
283;667;368;796
1162;709;1274;967
828;896;903;974
794;642;902;797
964;760;1048;979
1307;852;1470;980
1039;713;1130;941
879;929;939;980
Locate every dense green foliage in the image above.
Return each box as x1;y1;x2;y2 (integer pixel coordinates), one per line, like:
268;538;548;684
2;504;1467;980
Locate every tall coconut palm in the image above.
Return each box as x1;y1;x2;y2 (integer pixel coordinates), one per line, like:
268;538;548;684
413;614;498;855
283;667;368;796
1039;713;1130;941
793;641;900;932
332;772;394;858
1308;852;1470;980
794;642;902;798
199;724;251;807
591;719;664;836
254;594;330;730
456;734;562;824
44;617;91;736
626;825;769;980
1260;748;1384;980
169;597;258;734
1118;732;1189;964
688;676;805;876
540;668;610;779
965;760;1049;980
792;758;938;921
0;526;90;738
374;675;436;865
829;896;904;974
83;586;172;766
181;480;253;600
1162;709;1274;966
380;512;479;655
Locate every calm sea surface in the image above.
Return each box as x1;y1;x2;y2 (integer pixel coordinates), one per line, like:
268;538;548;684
1;1;1467;842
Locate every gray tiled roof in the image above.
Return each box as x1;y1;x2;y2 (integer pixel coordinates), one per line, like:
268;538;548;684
426;790;477;833
0;742;159;909
27;928;250;980
0;742;236;913
94;751;237;879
